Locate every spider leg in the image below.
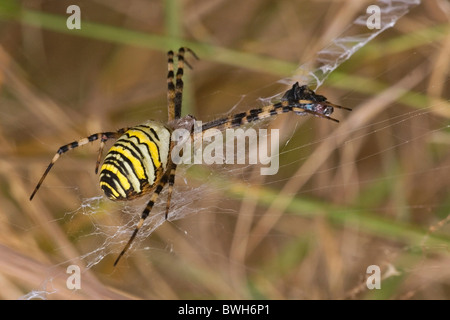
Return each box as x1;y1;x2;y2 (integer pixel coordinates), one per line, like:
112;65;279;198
167;47;198;121
174;48;186;120
200;101;335;133
30;128;127;201
113;171;169;266
174;47;198;120
164;163;177;220
167;50;176;122
200;83;350;133
163;137;182;220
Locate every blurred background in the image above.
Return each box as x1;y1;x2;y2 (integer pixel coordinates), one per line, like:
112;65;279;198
0;0;449;299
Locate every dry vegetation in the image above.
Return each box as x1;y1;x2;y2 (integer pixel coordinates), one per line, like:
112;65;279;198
0;0;449;299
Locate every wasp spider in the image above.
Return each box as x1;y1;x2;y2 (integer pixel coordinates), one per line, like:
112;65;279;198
30;47;350;266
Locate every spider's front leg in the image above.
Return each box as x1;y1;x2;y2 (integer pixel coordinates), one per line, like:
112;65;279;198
112;137;182;266
30;129;128;201
200;82;351;133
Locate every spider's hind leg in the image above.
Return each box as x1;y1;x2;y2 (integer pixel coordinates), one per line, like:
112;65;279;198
113;170;170;266
164;163;177;220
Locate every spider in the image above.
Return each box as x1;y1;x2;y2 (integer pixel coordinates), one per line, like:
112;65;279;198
29;47;351;266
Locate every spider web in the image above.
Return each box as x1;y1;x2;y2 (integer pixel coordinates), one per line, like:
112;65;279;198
19;0;435;299
296;0;420;89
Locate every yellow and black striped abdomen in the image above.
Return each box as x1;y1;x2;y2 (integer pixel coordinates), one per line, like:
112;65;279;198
99;121;171;201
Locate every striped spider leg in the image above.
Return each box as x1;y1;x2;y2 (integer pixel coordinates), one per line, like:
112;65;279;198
29;129;128;201
200;82;351;134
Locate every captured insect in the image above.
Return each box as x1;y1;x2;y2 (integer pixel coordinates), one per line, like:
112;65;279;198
29;48;351;266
